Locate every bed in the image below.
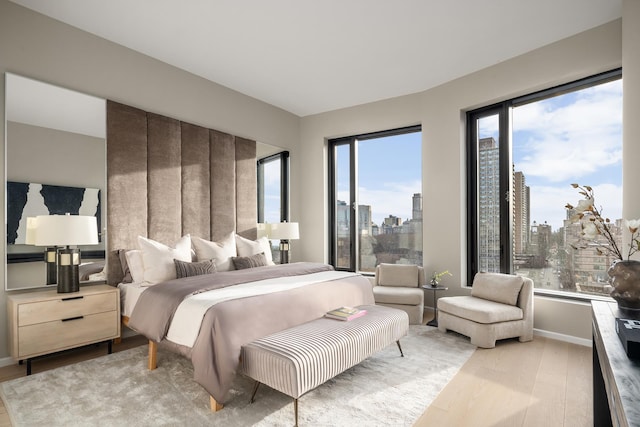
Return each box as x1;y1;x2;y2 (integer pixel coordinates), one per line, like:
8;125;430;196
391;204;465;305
104;101;375;411
118;235;374;410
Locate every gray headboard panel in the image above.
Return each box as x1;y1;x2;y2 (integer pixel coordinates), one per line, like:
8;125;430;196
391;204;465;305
106;100;257;284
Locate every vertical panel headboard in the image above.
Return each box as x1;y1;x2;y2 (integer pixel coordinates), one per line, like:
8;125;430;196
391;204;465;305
105;101;257;284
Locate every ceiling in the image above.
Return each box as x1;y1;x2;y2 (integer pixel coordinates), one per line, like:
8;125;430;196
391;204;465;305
11;0;622;117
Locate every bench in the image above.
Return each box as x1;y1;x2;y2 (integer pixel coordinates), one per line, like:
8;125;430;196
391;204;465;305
241;304;409;426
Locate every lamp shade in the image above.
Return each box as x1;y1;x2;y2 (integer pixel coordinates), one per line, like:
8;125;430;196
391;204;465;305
33;214;99;247
257;223;271;239
25;217;38;245
269;222;299;240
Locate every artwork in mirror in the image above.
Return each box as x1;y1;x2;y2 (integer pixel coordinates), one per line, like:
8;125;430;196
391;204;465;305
4;73;106;290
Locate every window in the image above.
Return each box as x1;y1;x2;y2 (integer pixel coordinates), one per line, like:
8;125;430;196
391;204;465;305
467;69;622;298
329;126;422;273
257;151;289;263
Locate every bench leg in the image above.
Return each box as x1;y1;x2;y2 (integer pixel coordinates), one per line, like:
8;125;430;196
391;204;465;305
396;340;404;357
249;381;261;404
294;398;299;427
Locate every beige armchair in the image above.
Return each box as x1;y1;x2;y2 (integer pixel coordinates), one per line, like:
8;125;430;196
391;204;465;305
437;272;533;348
372;263;425;325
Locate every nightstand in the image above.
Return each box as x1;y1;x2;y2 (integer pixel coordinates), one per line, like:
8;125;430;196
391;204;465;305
7;284;120;374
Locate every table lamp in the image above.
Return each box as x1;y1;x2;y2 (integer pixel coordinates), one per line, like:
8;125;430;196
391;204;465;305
25;217;58;286
34;214;99;293
269;222;299;264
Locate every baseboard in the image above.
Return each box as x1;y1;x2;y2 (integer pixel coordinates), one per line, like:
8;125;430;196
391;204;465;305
533;328;591;347
0;356;16;368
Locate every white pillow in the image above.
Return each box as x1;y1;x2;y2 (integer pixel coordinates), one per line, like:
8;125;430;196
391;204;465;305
137;234;192;285
124;250;145;284
192;232;237;272
235;234;275;266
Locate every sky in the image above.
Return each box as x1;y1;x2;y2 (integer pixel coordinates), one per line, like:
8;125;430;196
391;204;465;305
481;78;623;231
336;132;422;227
262;77;622;233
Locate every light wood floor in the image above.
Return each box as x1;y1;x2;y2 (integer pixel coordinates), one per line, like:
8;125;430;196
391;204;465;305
415;316;592;427
0;316;592;427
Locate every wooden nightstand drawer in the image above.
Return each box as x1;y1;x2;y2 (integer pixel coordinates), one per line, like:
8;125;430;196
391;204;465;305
7;285;121;365
18;311;119;358
18;292;117;326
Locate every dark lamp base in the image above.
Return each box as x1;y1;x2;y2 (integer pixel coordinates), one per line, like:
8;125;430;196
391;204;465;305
57;248;81;293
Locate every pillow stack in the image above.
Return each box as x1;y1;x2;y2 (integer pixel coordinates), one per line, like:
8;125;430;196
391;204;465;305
118;231;277;286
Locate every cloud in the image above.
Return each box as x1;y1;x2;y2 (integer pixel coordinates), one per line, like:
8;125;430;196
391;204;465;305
513;80;622;182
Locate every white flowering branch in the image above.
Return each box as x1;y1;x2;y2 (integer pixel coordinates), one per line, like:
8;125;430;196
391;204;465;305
565;184;640;261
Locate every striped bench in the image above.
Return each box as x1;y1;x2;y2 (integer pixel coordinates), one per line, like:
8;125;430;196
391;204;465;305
241;304;409;426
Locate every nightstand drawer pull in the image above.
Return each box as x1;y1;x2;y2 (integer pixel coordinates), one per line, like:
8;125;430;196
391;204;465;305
61;316;84;322
61;296;84;302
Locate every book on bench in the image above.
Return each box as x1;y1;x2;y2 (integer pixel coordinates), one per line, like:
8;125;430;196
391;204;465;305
325;306;367;321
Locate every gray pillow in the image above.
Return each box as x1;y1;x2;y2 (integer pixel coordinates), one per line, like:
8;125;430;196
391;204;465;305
118;249;132;283
232;252;268;270
174;259;216;279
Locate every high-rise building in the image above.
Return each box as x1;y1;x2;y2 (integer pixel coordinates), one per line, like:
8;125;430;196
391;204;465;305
412;193;422;221
478;137;500;272
359;204;372;236
514;171;530;254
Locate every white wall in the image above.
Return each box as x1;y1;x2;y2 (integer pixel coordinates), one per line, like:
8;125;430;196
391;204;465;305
296;19;625;342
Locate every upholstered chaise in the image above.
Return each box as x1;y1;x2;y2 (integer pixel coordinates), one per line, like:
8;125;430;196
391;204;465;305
437;272;533;348
372;263;425;325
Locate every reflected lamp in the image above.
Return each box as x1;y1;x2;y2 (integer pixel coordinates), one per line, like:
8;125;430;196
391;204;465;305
34;214;99;293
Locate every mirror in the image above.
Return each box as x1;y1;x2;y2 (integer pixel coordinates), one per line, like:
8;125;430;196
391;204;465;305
5;73;106;290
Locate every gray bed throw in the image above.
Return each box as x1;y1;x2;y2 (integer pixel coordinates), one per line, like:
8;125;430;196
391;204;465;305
128;262;375;403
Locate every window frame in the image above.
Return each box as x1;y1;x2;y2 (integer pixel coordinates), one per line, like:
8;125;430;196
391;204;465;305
466;68;622;297
257;150;290;223
328;125;422;272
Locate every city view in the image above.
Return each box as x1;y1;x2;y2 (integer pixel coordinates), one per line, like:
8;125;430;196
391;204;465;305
335;193;423;273
478;76;622;296
266;77;622;297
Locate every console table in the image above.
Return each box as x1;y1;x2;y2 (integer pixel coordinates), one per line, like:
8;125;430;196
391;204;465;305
592;301;640;427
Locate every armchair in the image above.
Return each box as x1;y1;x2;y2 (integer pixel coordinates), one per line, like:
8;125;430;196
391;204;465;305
437;272;533;348
372;263;425;325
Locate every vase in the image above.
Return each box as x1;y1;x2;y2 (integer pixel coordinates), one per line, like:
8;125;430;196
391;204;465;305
608;260;640;315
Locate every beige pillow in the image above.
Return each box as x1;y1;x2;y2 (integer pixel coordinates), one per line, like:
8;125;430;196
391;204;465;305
377;264;420;287
471;272;524;306
235;234;275;265
192;232;237;272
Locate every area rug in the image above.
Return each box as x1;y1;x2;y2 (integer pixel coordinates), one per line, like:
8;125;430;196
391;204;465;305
0;326;474;426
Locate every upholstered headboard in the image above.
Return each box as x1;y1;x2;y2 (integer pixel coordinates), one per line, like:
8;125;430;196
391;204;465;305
105;101;257;284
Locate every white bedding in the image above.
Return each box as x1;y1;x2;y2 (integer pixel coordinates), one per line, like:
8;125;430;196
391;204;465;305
119;270;359;348
118;282;147;318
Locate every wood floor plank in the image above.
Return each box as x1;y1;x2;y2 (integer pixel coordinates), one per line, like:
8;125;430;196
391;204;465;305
523;339;569;426
564;341;592;427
